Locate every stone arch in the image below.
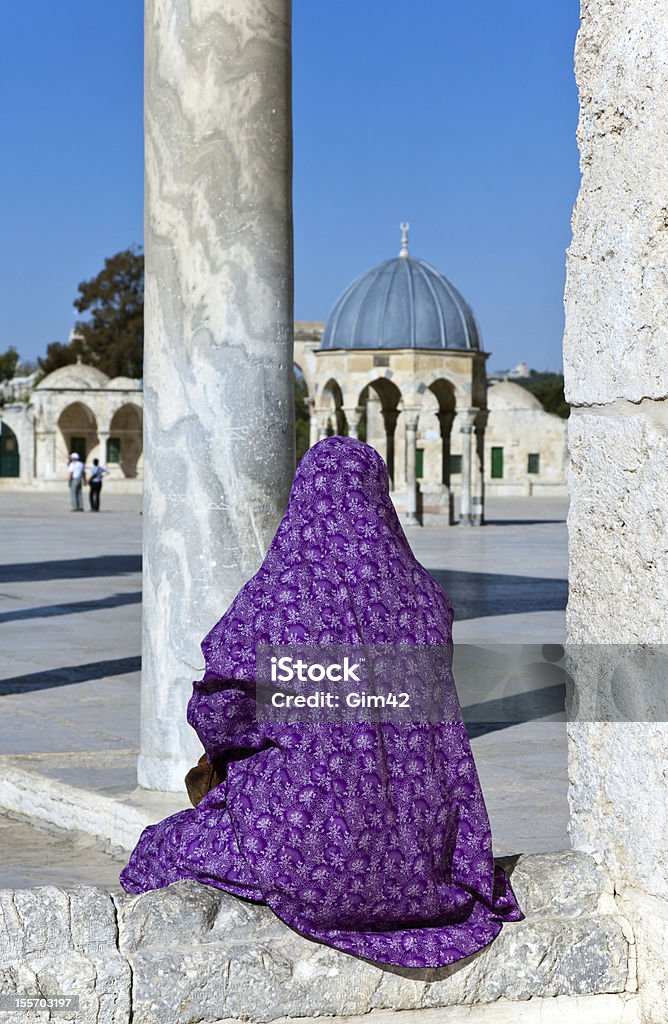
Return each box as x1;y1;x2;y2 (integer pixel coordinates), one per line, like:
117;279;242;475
0;420;20;477
393;368;470;412
357;377;402;487
293;360;310;400
108;403;143;478
57;402;98;469
428;377;457;412
317;377;346;437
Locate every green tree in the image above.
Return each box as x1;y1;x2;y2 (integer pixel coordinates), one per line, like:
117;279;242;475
518;372;570;418
74;246;144;378
38;339;85;376
37;247;144;378
0;346;19;383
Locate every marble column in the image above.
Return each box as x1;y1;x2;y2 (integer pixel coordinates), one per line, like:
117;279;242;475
365;391;384;453
342;406;363;440
404;410;420;526
308;401;319;449
47;430;56;479
316;411;330;441
383;408;398;489
437;410;455;524
393;410;406;491
436;411;454;487
472;408;488;526
458;408;476;526
97;432;109;467
140;0;294;791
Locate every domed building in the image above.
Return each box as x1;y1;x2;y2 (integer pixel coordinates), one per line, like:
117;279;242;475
320;243;482;353
295;226;490;525
0;356;143;489
295;226;567;524
0;229;566;505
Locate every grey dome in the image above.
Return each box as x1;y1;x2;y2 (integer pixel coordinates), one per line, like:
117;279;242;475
320;255;481;351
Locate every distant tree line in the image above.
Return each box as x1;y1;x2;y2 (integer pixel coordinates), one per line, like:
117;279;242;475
0;347;20;383
517;371;570;418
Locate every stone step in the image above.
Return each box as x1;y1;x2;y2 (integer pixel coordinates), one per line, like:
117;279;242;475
0;754;185;856
0;851;636;1024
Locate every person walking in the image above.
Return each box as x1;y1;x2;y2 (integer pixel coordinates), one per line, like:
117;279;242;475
88;458;108;512
67;453;86;512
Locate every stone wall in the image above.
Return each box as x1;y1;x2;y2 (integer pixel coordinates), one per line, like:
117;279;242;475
0;853;639;1024
0;404;35;485
482;407;567;497
563;1;668;1021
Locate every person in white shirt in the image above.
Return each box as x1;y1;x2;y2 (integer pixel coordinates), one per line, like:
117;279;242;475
67;453;86;511
88;458;108;512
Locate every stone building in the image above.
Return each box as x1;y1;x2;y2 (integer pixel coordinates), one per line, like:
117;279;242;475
0;358;143;490
295;231;567;522
296;230;486;526
484;380;567;496
0;302;566;508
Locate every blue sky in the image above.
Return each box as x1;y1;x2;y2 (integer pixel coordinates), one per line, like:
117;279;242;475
0;1;579;371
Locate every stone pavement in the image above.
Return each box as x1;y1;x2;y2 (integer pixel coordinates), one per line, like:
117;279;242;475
0;809;126;889
0;491;570;888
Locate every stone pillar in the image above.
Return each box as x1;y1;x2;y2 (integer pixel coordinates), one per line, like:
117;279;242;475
316;411;330;441
365;391;384;456
458;408;476;526
308;402;319;449
436;411;454;487
383;408;398;489
342;406;363;440
437;410;455;525
393;410;406;490
564;3;668;1020
404;410;420;526
472;408;488;526
46;430;56;479
141;0;294;791
22;410;35;484
97;432;109;467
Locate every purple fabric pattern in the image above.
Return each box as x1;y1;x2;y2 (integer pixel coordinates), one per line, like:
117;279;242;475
120;436;523;966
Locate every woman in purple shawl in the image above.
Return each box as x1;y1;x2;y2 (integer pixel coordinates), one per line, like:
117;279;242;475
120;436;522;966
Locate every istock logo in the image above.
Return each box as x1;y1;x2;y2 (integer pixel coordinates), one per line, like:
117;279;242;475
270;655;362;684
256;642;462;724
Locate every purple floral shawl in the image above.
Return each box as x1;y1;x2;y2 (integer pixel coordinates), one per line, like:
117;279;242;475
120;436;522;967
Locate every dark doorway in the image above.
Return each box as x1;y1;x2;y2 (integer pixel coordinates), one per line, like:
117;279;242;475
0;422;20;477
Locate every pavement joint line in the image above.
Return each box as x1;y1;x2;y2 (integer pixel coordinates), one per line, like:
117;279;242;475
0;749;140;760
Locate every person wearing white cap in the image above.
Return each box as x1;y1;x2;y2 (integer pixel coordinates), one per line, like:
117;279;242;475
67;452;87;511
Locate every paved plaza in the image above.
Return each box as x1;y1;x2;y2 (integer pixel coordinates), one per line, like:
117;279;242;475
0;490;570;889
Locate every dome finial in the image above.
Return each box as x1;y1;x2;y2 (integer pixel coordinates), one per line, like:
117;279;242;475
399;221;410;258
